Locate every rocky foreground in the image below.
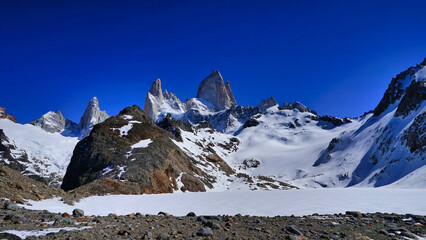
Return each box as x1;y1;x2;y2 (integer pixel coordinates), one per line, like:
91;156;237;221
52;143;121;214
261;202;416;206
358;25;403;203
0;198;425;240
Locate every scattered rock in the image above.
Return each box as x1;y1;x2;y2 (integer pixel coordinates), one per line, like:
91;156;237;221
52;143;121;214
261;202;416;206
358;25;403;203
196;227;214;236
73;208;84;217
285;225;303;235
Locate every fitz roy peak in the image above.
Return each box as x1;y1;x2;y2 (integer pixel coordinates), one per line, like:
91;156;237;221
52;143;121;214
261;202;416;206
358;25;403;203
0;58;425;194
196;70;237;110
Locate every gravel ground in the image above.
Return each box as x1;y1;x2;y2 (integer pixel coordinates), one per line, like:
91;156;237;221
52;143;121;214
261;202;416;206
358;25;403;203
0;199;425;240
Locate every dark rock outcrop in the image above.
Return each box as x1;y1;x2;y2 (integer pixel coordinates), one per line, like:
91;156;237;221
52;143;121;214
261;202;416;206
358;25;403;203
156;113;193;141
61;105;207;194
373;58;426;117
281;101;318;115
258;97;278;112
196;70;237;110
402;112;426;154
242;118;260;129
0;107;17;123
395;80;426;118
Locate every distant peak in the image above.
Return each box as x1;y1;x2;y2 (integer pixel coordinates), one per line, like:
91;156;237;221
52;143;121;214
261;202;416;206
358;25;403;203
259;97;278;112
196;70;236;110
282;101;317;115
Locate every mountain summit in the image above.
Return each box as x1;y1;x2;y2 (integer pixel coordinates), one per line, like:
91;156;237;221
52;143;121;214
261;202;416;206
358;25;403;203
196;70;237;110
78;97;109;138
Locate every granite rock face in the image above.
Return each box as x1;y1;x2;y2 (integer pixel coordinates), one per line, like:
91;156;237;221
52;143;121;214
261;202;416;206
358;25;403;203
0;107;17;123
30;110;78;134
196;70;237;110
61;105;209;194
78;97;109;138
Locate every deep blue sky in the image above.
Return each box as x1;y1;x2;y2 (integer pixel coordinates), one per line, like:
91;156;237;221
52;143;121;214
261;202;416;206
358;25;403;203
1;0;425;123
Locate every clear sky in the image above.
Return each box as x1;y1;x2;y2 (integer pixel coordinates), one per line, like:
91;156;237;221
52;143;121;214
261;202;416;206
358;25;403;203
1;0;425;123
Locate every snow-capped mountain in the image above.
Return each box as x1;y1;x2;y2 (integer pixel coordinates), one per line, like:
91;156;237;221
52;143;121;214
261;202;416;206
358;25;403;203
1;58;424;193
0;97;109;187
30;110;78;135
30;96;109;138
140;58;426;189
312;58;426;188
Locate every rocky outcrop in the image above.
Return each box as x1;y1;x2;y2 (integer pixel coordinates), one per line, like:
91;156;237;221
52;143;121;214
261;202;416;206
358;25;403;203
196;70;237;110
374;58;426;117
61;105;209;194
395;79;426;118
78;97;109;138
281;101;318;115
0;130;29;174
156;113;193;141
402;111;425;154
0;107;17;123
258;97;278;112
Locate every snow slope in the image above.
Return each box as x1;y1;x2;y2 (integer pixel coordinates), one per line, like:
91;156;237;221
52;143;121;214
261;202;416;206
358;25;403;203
0;119;79;185
21;188;426;217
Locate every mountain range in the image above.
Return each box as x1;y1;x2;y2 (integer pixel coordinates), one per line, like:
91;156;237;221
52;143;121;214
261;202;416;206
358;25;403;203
0;58;425;194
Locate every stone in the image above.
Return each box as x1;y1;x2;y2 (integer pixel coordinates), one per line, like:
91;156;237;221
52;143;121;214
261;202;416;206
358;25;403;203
4;214;27;223
204;221;220;229
73;208;84;217
53;216;75;226
346;211;362;218
285;225;303;235
196;227;213;236
4;202;18;211
186;212;196;217
0;233;22;240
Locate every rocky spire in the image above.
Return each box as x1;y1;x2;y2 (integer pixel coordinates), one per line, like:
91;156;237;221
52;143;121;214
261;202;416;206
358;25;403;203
196;70;237;110
0;107;17;123
78;97;109;138
149;78;163;102
144;78;164;121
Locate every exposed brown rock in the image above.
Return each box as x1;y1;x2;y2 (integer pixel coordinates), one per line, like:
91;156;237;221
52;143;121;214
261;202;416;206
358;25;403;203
0;107;17;123
61;105;209;195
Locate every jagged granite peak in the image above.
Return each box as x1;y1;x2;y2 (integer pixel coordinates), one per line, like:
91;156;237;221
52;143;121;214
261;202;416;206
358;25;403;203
78;97;109;138
149;78;164;101
196;70;237;110
0;107;17;123
373;57;426;117
30;110;66;133
259;97;278;112
282;101;318;115
144;79;165;121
